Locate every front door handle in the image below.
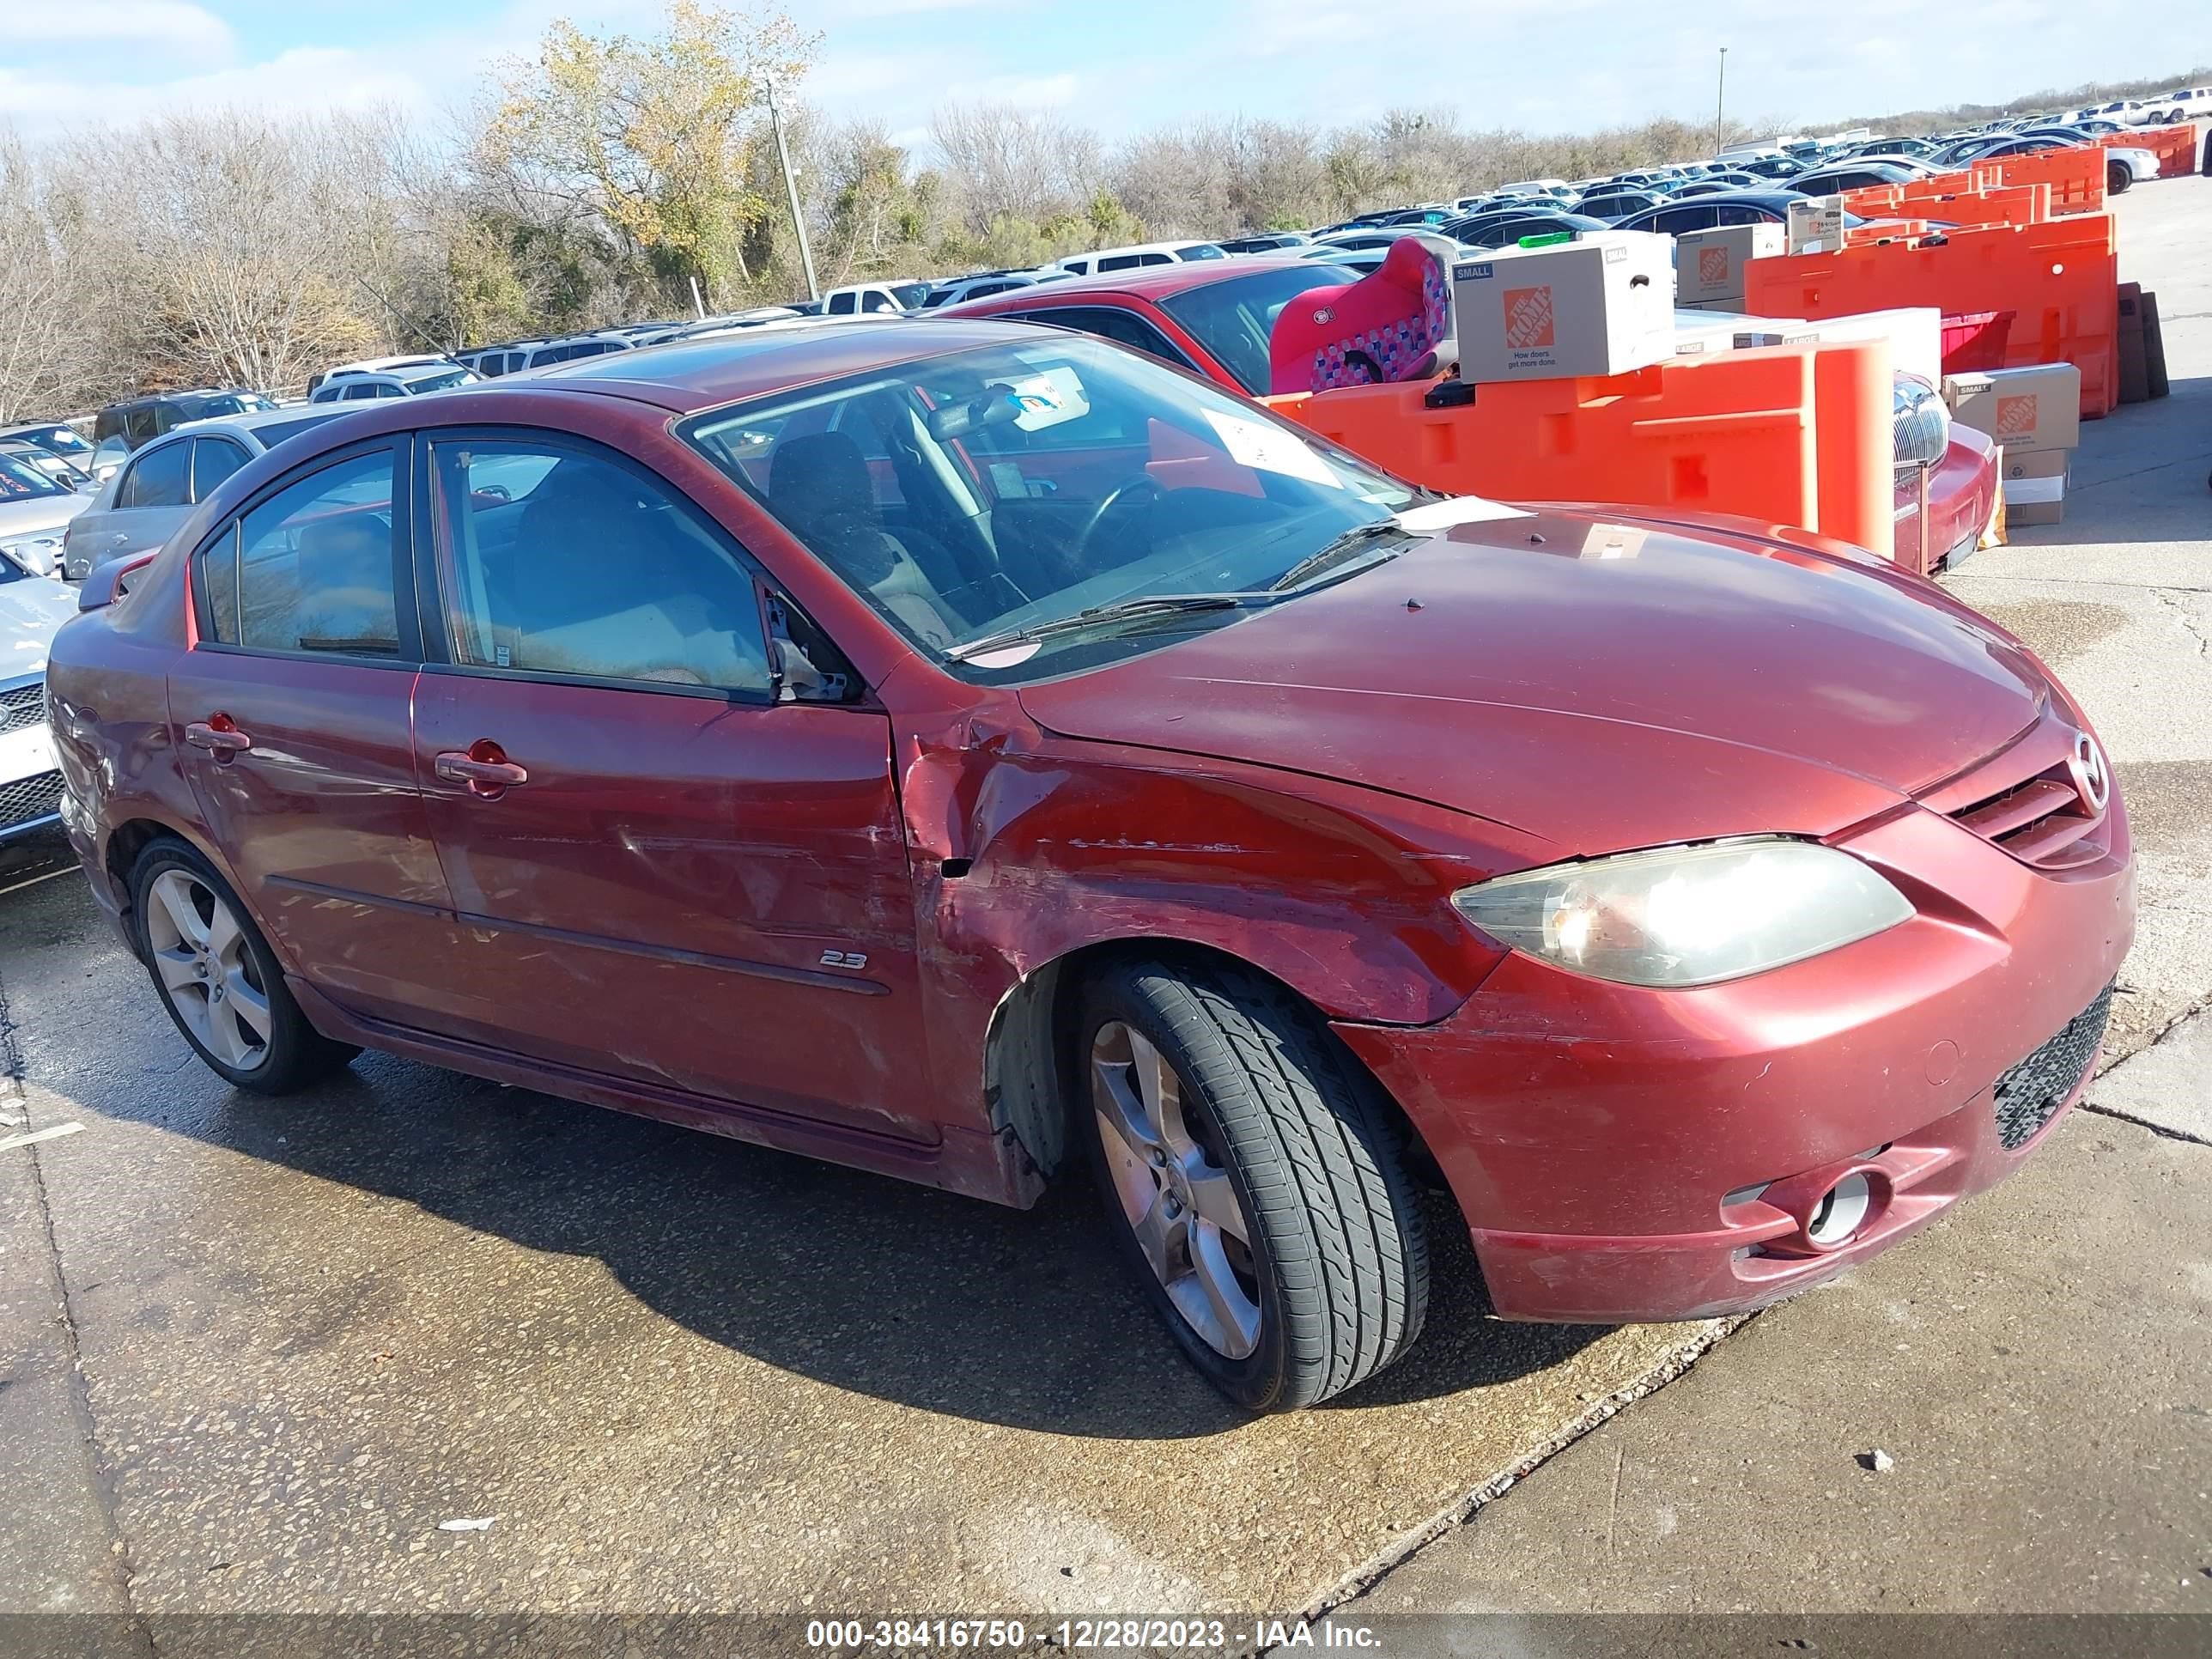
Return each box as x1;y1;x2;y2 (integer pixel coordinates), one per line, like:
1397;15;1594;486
434;744;528;797
184;718;252;758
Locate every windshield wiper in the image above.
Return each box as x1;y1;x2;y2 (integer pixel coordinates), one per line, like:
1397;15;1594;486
1267;521;1410;592
945;592;1268;663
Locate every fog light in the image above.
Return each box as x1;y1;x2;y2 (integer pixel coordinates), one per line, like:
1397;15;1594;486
1805;1172;1873;1247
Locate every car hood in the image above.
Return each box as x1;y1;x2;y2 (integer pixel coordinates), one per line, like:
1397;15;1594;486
1015;505;2051;855
0;494;91;538
0;577;76;673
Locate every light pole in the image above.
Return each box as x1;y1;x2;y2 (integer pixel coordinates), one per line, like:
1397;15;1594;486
1715;46;1729;151
765;76;819;303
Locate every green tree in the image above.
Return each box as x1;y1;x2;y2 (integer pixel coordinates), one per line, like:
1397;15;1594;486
485;3;816;304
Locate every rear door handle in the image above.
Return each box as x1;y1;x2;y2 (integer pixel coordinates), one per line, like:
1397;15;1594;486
434;745;528;796
184;720;252;757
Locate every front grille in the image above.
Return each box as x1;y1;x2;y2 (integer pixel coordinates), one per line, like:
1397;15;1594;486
0;679;43;737
1923;708;2111;872
1992;981;2112;1151
0;769;64;834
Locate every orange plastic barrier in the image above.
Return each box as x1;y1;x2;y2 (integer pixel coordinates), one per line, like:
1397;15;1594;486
2100;124;2203;179
1972;147;2104;213
1741;214;2119;418
1844;182;2050;229
1261;337;1894;562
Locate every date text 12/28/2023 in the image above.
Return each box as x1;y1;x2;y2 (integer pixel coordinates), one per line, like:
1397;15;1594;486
802;1617;1382;1650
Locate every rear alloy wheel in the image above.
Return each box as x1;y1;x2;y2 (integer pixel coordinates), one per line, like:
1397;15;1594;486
132;841;357;1094
1079;959;1429;1411
2107;161;2132;196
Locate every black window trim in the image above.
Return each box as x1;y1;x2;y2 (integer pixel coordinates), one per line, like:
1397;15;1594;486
185;436;423;670
407;425;796;709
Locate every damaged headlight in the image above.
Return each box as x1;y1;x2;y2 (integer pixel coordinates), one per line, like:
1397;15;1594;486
1450;837;1913;988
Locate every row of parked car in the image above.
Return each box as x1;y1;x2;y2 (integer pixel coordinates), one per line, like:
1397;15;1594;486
0;94;2181;592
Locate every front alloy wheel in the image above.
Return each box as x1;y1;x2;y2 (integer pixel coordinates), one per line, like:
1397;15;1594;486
1092;1019;1262;1360
1079;958;1430;1411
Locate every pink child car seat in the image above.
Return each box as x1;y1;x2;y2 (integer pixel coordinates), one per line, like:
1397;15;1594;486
1268;234;1455;396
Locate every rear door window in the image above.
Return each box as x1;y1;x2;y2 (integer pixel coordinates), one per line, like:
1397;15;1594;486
1019;307;1197;372
199;450;403;659
118;441;191;509
191;437;252;501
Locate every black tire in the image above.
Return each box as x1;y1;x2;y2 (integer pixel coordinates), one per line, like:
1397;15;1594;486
2106;161;2131;197
1076;957;1429;1411
131;838;358;1095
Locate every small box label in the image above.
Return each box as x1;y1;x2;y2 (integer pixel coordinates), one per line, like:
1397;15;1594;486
1504;285;1557;349
1454;262;1493;281
1995;393;2039;438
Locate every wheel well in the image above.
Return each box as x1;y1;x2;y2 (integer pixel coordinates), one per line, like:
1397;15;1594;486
981;939;1446;1196
102;818;182;955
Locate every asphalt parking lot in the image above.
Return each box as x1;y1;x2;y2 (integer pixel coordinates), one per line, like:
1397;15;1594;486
4;176;2209;1655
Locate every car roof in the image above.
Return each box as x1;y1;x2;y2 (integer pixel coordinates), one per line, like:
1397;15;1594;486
492;317;1072;412
174;406;341;438
942;255;1318;312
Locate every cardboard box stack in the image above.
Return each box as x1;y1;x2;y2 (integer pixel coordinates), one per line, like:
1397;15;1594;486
1942;362;2082;526
1451;232;1675;381
1674;224;1786;309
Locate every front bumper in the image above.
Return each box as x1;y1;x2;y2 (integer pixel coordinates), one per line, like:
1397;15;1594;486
1335;792;2135;1324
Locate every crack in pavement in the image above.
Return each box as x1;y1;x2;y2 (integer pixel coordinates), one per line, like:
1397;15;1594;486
0;959;157;1656
2153;586;2212;658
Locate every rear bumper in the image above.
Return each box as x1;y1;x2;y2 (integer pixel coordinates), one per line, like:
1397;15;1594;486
1335;795;2134;1324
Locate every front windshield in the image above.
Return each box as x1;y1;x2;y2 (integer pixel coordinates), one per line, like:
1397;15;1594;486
404;367;473;393
681;337;1424;680
1158;263;1369;394
0;453;70;501
890;283;934;309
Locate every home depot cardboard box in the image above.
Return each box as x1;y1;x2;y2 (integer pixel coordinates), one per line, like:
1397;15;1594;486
1670;313;1747;357
1452;232;1675;381
1674;223;1786;305
2001;447;2069;525
1942;363;2082;453
1786;196;1846;253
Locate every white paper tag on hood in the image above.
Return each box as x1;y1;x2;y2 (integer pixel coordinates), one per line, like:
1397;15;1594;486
1393;495;1534;531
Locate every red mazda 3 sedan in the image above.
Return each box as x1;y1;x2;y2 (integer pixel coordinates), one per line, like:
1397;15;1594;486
44;319;2132;1410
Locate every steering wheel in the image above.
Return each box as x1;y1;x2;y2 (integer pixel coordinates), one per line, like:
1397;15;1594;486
1072;475;1163;565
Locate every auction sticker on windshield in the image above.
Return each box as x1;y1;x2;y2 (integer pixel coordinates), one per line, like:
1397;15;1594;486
1200;409;1341;487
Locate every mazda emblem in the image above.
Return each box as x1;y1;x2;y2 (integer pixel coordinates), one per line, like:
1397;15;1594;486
2070;732;2109;811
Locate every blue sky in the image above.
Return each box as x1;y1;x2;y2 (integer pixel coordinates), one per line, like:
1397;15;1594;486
6;0;2209;152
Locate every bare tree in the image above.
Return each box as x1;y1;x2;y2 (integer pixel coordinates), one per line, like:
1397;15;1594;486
0;131;94;420
930;102;1103;233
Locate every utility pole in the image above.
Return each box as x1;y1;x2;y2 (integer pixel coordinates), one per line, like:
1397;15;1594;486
1715;47;1729;151
765;77;819;303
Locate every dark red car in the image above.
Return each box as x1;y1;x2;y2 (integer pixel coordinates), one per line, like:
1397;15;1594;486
945;260;1999;574
46;319;2131;1411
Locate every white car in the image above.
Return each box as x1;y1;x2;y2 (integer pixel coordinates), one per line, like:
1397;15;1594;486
818;280;935;316
1052;241;1230;277
0;449;94;579
0;539;76;842
308;356;478;404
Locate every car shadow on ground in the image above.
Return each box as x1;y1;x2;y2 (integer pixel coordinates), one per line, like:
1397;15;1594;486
8;848;1605;1439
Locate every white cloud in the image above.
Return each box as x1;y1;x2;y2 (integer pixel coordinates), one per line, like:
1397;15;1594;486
0;47;434;133
11;0;234;60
